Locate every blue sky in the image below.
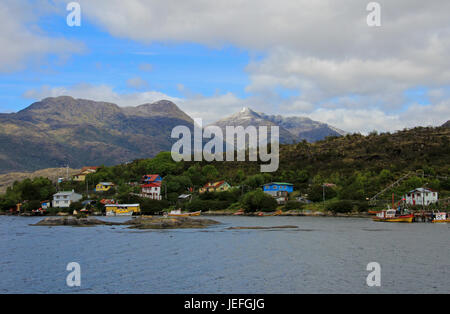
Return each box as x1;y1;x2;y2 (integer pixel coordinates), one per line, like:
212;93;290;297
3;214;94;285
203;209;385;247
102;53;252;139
0;0;449;132
0;16;254;112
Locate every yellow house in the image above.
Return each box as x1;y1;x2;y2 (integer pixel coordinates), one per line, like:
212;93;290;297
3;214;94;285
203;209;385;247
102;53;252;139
105;204;140;216
199;181;231;194
95;182;115;192
73;166;99;182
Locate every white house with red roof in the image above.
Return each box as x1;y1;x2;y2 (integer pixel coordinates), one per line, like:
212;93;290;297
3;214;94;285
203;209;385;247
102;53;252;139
140;174;162;200
404;188;438;206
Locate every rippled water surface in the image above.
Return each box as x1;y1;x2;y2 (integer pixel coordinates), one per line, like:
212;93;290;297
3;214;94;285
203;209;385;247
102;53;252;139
0;215;449;293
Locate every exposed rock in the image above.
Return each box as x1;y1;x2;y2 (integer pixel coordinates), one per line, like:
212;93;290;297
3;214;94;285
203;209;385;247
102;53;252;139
32;217;122;227
125;216;220;229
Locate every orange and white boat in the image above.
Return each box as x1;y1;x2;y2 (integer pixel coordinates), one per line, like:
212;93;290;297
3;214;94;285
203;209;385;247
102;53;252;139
168;209;201;217
256;210;283;217
373;209;414;223
432;212;450;223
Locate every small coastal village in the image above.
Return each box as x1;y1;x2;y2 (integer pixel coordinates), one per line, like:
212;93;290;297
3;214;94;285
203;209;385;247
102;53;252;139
1;149;449;224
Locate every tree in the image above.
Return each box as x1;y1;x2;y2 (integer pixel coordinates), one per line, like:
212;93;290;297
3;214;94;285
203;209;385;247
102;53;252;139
241;190;277;212
202;165;219;182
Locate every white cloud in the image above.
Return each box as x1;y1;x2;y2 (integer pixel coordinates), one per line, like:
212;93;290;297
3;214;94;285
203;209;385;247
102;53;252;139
0;0;84;72
14;1;450;132
306;101;450;134
66;0;450;130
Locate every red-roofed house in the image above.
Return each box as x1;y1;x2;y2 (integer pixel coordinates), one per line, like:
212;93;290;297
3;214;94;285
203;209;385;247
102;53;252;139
141;181;162;200
199;181;231;194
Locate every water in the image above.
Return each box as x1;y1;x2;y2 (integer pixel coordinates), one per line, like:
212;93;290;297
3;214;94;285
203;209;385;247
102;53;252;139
0;215;449;293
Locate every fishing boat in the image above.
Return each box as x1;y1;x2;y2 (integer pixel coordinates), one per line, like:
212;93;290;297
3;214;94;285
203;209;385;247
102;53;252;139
167;209;201;217
373;209;414;223
233;209;244;215
432;212;450;223
373;193;414;223
256;210;283;217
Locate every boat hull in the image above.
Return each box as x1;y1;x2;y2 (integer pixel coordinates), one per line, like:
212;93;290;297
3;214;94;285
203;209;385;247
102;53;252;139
432;219;450;223
373;215;414;223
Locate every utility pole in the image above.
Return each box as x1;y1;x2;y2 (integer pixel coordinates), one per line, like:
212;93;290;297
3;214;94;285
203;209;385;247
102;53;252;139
322;184;325;209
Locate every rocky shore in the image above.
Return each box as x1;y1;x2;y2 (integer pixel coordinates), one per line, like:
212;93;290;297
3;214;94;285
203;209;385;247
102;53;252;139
125;216;220;229
32;216;220;229
32;217;123;227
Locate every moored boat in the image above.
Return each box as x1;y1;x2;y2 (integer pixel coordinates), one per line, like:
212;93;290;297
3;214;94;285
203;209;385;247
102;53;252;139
432;212;450;223
373;209;414;223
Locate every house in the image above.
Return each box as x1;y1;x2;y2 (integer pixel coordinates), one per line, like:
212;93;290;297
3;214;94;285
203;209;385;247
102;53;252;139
262;182;294;204
178;194;192;203
95;182;115;192
52;190;82;208
105;204;140;216
72;166;99;182
404;188;438;206
141;181;162;200
199;181;231;193
141;174;162;184
41;200;50;209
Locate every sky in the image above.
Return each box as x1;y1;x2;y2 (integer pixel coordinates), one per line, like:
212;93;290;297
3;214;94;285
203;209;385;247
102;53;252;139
0;0;449;133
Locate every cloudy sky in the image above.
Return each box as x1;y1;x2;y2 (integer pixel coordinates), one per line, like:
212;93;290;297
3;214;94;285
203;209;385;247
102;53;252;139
0;0;449;133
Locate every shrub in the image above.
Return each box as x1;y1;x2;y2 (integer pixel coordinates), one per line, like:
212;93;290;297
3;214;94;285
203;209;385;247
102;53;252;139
284;200;304;211
327;200;353;214
242;190;277;212
184;199;231;212
140;199;170;214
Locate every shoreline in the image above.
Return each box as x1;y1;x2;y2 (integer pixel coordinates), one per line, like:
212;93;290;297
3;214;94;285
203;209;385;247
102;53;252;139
202;210;371;218
0;210;371;219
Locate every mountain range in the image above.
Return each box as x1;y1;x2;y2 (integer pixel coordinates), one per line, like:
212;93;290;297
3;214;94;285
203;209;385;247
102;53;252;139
0;96;345;173
212;107;346;144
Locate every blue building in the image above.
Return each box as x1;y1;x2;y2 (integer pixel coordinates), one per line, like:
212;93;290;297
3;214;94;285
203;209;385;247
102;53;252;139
262;182;294;204
263;182;294;193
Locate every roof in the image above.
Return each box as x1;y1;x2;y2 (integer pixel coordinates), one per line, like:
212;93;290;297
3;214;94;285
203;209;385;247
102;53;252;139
105;204;140;207
141;182;161;188
142;174;161;182
178;194;191;199
81;166;99;172
98;182;114;186
203;180;228;189
263;182;294;186
409;187;435;193
53;190;80;196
